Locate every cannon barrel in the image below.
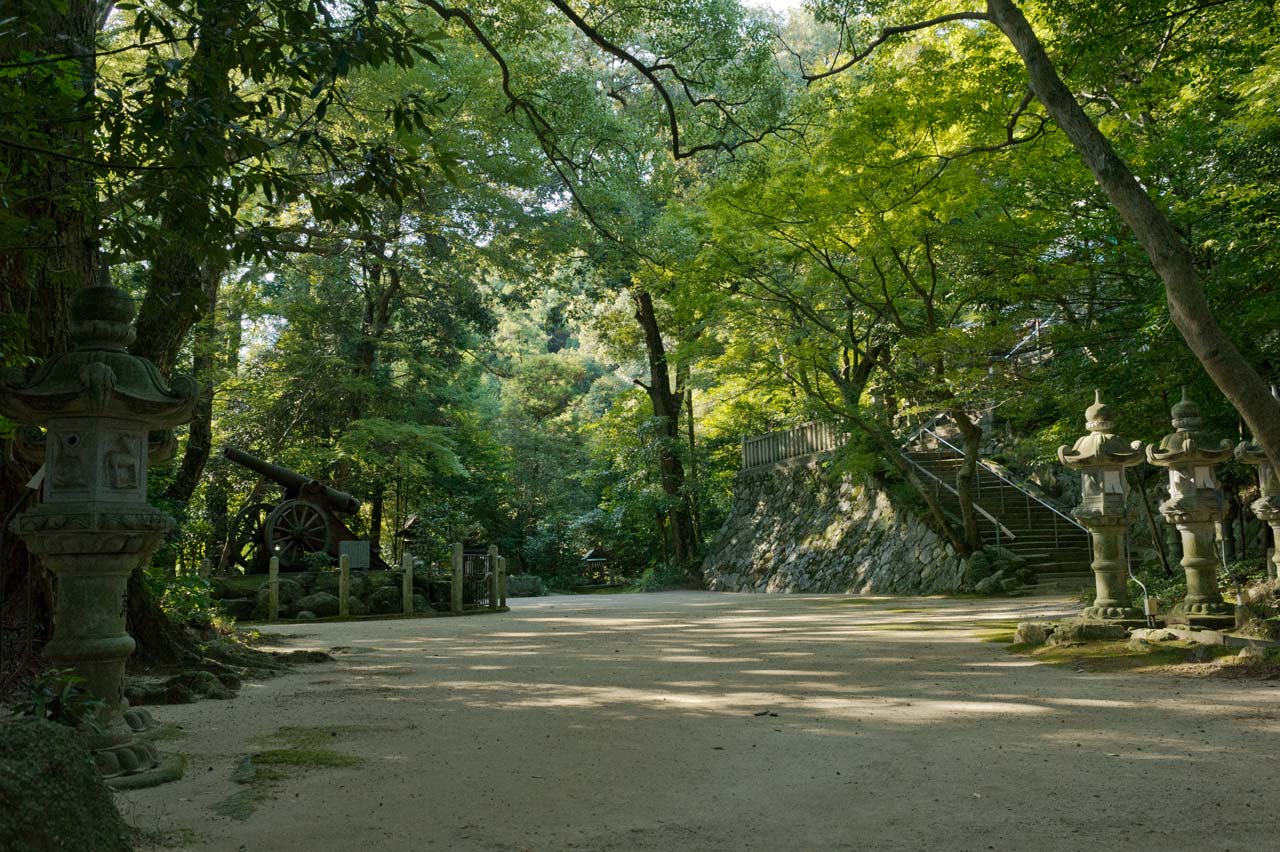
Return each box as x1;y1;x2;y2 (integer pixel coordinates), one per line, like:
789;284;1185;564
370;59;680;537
222;446;361;514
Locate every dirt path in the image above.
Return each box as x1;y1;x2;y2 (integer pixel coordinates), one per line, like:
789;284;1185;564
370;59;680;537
119;592;1279;852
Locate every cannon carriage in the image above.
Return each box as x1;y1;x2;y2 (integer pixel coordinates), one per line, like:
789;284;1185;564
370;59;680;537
223;447;388;573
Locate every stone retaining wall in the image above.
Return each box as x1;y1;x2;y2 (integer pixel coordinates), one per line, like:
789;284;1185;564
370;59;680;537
702;457;966;594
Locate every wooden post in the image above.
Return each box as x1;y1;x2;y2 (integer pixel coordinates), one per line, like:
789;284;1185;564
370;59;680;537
268;555;280;623
450;542;463;614
338;553;350;618
401;552;414;615
497;556;507;608
487;545;499;611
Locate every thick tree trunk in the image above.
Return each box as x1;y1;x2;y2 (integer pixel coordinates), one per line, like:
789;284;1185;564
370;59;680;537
987;0;1280;470
632;289;701;579
0;1;101;687
165;268;222;507
950;409;984;552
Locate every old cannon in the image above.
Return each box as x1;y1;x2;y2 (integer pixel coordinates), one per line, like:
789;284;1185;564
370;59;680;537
223;447;387;572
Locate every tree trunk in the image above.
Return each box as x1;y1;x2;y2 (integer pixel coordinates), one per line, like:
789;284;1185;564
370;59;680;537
632;289;701;579
950;409;984;552
0;0;101;687
370;485;385;554
164;268;222;507
685;387;703;543
850;417;974;558
987;0;1280;471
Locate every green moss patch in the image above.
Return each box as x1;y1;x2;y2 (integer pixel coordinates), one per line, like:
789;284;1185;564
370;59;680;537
972;621;1021;643
252;748;360;768
1014;639;1238;673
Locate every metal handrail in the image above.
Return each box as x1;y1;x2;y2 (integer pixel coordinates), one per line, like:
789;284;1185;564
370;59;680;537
901;453;1016;544
915;426;1087;535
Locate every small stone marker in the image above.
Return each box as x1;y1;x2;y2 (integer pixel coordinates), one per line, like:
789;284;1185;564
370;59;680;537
338;553;350;618
268;555;280;623
198;559;211;580
488;545;499;611
401;552;414;615
450;542;463;614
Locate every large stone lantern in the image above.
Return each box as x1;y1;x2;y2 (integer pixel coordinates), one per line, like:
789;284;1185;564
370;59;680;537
1058;391;1146;622
1235;390;1280;581
1145;390;1234;626
0;286;197;785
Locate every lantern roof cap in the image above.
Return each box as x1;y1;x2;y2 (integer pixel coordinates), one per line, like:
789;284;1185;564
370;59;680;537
1057;391;1143;469
0;286;197;426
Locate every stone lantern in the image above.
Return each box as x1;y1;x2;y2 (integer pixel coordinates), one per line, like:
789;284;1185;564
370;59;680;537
1057;391;1146;622
1145;390;1234;626
0;286;197;785
1235;389;1280;581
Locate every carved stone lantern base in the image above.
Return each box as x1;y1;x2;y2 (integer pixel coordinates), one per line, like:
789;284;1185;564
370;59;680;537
16;503;186;788
1077;516;1144;625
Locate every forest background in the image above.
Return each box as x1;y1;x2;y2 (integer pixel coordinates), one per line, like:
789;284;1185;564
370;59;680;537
1;0;1278;665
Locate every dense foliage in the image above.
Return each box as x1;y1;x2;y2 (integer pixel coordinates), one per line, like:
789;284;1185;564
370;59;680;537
2;0;1278;622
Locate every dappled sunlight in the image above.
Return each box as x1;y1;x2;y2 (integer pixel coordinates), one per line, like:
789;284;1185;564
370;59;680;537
260;592;1273;771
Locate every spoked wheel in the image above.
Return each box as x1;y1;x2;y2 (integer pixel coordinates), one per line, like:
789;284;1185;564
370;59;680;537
265;499;332;569
229;502;274;573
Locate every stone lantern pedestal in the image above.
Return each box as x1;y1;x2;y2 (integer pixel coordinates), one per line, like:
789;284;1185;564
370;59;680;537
1;286;197;787
1058;392;1145;623
1146;391;1234;627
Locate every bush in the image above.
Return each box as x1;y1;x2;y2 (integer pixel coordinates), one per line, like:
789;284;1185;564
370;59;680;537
145;570;223;626
631;561;692;592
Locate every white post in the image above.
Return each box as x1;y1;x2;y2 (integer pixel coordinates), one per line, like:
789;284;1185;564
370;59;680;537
450;543;463;614
487;545;499;611
401;552;414;615
497;556;507;608
268;555;280;623
338;553;350;618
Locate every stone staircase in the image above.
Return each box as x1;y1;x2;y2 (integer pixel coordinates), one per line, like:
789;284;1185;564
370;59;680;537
904;451;1093;592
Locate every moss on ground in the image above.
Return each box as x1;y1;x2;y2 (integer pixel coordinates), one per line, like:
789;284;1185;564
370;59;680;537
213;726;365;821
972;621;1021;643
1007;638;1280;676
252;748;360;768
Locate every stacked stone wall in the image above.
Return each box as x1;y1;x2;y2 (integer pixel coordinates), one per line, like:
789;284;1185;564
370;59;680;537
702;457;966;594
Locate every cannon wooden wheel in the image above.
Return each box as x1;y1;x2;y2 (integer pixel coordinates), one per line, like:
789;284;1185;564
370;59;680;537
265;499;333;568
229;502;274;572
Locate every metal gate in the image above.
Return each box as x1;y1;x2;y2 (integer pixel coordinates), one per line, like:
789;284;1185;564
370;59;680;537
462;550;491;608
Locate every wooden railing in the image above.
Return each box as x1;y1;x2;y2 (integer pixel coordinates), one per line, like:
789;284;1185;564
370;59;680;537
741;421;844;470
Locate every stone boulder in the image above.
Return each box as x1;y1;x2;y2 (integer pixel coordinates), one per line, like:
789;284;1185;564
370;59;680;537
973;570;1007;595
296;592;339;618
0;718;135;852
413;593;431;613
368;586;404;615
506;574;545;597
1014;622;1053;646
252;577;305;619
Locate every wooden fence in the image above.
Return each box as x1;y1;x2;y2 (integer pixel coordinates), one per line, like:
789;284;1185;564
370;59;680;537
740;421;844;470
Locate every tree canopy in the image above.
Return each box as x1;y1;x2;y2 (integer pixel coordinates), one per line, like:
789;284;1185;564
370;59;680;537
2;0;1277;623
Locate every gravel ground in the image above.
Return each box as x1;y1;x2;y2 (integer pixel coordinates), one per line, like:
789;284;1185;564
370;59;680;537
119;591;1280;852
